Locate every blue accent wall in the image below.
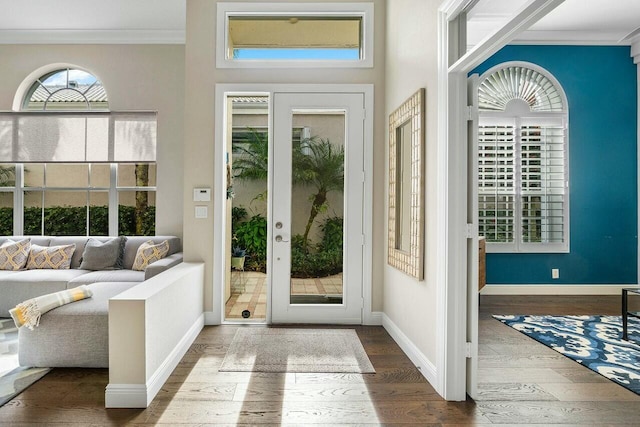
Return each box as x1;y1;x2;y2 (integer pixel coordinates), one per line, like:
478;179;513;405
472;46;637;284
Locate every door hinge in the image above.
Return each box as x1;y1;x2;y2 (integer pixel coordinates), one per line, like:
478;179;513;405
465;223;475;239
465;342;472;358
465;105;476;121
361;234;366;246
362;171;366;182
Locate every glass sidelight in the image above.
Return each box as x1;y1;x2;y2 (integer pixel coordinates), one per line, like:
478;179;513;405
224;95;269;322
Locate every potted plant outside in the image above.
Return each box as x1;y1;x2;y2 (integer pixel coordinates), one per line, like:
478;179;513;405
231;246;246;269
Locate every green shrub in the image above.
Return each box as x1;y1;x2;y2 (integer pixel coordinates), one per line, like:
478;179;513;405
291;248;343;278
289;217;344;278
118;205;156;236
0;208;12;235
2;205;155;236
319;216;343;252
231;205;248;236
234;214;267;271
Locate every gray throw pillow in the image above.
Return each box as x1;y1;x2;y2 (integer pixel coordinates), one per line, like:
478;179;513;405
79;236;127;270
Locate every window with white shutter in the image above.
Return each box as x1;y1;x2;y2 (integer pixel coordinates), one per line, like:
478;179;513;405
478;63;569;253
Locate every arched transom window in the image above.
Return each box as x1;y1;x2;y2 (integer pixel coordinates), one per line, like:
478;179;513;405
477;62;569;253
23;68;108;111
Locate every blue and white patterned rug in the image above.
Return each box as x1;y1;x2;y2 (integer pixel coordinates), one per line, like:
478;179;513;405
0;318;50;407
493;315;640;395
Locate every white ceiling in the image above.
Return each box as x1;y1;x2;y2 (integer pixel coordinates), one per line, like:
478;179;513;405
0;0;186;44
468;0;640;46
0;0;638;46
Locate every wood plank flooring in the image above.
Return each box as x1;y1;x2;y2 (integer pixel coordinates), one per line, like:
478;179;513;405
0;295;638;425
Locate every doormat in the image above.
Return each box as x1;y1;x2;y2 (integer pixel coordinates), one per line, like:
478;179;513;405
219;328;375;373
0;318;50;407
494;314;640;395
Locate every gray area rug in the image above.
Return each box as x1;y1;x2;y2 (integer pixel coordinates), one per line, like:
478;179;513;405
0;318;50;407
219;328;375;373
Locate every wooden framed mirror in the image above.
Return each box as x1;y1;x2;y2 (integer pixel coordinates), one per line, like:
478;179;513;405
388;88;425;279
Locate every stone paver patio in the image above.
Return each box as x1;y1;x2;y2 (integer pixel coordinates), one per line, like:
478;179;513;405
225;271;343;320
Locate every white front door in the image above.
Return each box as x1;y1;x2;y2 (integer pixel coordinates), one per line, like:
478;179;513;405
271;92;365;324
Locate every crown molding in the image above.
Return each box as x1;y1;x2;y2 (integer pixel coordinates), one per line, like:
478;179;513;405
468;29;634;47
0;29;185;45
512;30;631;46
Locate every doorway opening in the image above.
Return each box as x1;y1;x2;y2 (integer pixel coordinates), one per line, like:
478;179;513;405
224;95;270;322
219;87;371;325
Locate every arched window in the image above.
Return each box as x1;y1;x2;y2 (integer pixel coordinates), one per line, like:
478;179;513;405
477;62;569;253
0;67;156;237
22;68;108;111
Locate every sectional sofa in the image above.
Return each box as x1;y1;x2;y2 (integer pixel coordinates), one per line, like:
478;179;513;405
0;235;183;368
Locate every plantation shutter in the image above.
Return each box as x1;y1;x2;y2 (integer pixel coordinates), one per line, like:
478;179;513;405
477;63;568;253
478;123;516;244
520;119;566;245
0;111;156;163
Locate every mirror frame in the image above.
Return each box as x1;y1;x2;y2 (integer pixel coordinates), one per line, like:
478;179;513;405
387;88;425;280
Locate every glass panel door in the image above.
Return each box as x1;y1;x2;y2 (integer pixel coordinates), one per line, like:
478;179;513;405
272;92;364;324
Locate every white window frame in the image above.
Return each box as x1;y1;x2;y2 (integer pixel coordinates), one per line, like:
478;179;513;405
7;163;156;236
478;62;569;254
216;2;374;69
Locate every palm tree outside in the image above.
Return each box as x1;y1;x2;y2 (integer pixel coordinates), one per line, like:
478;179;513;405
232;129;344;251
294;138;344;251
0;165;15;186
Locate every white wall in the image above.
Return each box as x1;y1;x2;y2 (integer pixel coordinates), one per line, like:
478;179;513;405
0;44;185;238
384;0;441;370
107;263;205;408
184;0;386;315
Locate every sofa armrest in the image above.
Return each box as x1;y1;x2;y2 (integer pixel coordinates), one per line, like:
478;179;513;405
144;252;183;280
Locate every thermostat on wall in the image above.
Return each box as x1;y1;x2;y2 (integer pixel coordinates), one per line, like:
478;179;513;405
193;188;211;202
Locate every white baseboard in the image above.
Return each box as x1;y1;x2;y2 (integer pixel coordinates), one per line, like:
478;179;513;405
105;313;204;408
204;311;219;325
104;384;147;408
381;313;437;387
482;284;639;295
364;311;383;325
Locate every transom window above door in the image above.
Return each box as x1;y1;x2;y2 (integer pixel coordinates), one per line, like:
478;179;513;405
216;2;374;68
477;62;569;253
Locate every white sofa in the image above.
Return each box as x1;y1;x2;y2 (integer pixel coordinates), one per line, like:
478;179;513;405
0;235;183;368
0;235;183;317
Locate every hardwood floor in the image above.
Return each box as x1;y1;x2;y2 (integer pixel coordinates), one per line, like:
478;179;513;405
1;295;638;425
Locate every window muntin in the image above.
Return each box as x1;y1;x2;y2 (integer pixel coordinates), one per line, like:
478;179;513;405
217;2;374;68
14;162;156;236
0;164;15;236
478;63;568;253
23;68;108;111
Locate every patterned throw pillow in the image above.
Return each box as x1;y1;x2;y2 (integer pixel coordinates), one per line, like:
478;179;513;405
0;238;31;271
132;240;169;271
26;244;76;270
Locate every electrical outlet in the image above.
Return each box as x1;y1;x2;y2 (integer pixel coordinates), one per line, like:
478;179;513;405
552;268;560;279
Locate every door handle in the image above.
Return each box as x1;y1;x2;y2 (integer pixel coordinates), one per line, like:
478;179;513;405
275;235;289;243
